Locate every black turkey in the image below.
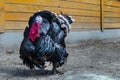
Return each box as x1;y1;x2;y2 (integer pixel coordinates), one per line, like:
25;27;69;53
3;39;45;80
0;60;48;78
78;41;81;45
19;10;74;73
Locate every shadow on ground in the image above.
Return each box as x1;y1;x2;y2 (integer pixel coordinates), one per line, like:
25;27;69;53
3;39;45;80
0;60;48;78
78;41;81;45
0;67;55;77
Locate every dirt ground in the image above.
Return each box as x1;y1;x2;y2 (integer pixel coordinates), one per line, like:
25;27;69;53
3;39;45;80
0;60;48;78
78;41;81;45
0;40;120;80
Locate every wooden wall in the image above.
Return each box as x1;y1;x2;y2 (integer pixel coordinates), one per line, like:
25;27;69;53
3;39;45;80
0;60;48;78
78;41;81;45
0;0;120;32
104;0;120;29
0;0;5;32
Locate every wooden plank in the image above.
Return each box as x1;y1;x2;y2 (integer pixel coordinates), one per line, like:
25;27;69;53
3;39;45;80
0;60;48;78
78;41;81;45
4;12;32;21
104;6;120;13
71;27;99;32
5;2;100;13
4;12;100;29
104;23;120;28
106;1;120;7
100;0;104;31
43;6;100;16
5;21;27;29
110;0;119;2
73;16;100;23
5;22;100;30
6;0;100;5
4;21;100;30
5;4;60;14
59;1;100;11
5;3;100;14
71;22;100;28
0;0;5;32
5;3;44;13
42;0;59;7
104;12;120;17
6;0;42;5
60;0;100;5
59;8;100;16
6;0;59;6
5;9;100;22
104;17;120;23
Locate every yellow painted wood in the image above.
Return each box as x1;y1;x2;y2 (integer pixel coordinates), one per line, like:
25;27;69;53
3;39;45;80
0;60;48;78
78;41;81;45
100;0;104;31
59;8;100;16
5;21;27;29
5;3;100;16
4;13;100;23
6;5;120;17
6;0;100;5
5;3;44;13
4;12;32;21
104;0;120;29
5;22;100;30
104;23;120;28
0;0;5;32
5;2;100;13
104;12;120;18
6;0;42;5
2;0;120;31
104;6;120;13
59;1;100;11
104;18;120;23
4;10;100;22
4;0;101;31
42;0;59;7
71;22;100;28
106;1;120;7
104;0;120;13
6;0;59;7
63;0;100;5
73;16;100;23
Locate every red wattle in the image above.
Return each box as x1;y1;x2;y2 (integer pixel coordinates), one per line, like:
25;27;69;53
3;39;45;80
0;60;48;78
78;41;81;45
28;22;41;41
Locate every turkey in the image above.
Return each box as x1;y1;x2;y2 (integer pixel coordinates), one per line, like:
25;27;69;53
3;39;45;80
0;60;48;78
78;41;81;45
19;10;74;73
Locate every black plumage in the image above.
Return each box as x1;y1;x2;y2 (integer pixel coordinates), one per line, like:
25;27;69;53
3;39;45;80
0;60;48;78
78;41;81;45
19;10;74;73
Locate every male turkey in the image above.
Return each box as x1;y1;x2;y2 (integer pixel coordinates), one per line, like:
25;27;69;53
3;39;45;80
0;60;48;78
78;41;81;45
19;10;74;73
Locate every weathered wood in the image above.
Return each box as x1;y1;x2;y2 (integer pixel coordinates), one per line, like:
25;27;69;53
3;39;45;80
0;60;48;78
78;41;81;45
5;3;44;13
73;16;100;23
0;0;5;32
103;0;120;29
104;23;120;28
104;6;120;13
5;0;59;7
4;12;32;21
104;12;120;18
106;0;120;7
6;0;100;5
71;22;100;28
5;2;100;12
59;8;100;16
58;1;100;11
5;21;27;29
4;10;100;22
100;0;104;31
6;0;42;5
104;17;120;23
0;0;120;31
5;3;100;16
5;22;100;30
61;0;100;5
